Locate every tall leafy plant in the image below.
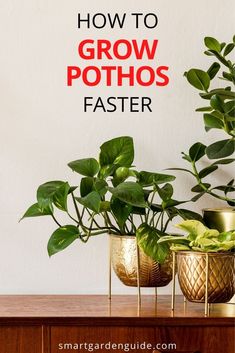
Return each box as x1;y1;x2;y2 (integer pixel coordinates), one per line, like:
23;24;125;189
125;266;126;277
171;35;235;205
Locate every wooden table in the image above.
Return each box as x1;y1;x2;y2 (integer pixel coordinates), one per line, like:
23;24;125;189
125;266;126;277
0;295;234;353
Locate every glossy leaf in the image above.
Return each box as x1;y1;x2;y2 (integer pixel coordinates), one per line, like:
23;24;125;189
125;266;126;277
21;203;52;220
206;139;235;159
47;225;79;257
158;183;173;202
198;165;218;178
204;37;221;52
224;43;235;56
80;177;94;197
210;95;224;112
212;158;235;165
207;62;220;79
189;142;206;162
136;223;169;264
37;181;69;211
99;136;134;168
186;69;210;91
203;113;224;129
200;89;235;100
195;106;213;112
108;182;147;208
110;197;132;230
77;191;101;213
191;184;211;192
138;171;175;187
68;158;99;177
176;209;203;222
175;220;208;240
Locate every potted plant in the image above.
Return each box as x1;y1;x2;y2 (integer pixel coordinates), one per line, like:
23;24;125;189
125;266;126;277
21;136;201;288
158;220;235;303
170;35;235;231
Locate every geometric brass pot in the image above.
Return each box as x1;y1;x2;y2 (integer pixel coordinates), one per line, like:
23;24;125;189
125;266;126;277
110;234;173;287
203;208;235;232
177;251;235;303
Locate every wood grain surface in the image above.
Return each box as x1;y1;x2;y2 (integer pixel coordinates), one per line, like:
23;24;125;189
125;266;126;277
0;295;234;353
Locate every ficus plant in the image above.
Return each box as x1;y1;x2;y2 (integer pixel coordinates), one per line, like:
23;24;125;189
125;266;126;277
21;136;201;263
170;35;235;206
158;220;235;253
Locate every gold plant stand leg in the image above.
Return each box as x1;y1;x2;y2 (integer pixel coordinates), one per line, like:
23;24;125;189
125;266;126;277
108;234;112;300
171;251;176;311
135;237;141;307
205;253;209;316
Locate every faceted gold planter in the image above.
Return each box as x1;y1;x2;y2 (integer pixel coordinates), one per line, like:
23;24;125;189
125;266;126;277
177;251;235;303
203;208;235;232
110;234;173;287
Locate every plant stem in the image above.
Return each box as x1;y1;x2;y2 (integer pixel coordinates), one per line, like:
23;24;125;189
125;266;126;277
51;214;61;227
192;161;234;203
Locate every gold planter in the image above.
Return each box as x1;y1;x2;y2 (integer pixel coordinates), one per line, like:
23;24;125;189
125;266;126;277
177;251;235;303
203;208;235;232
110;234;173;287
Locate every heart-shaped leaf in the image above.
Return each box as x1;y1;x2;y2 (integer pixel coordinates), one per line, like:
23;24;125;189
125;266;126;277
47;225;79;257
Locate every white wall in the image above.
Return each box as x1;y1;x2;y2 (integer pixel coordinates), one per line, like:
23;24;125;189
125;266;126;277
0;0;234;294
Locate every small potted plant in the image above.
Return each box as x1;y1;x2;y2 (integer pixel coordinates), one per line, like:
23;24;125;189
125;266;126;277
170;35;235;231
21;136;200;288
158;220;235;303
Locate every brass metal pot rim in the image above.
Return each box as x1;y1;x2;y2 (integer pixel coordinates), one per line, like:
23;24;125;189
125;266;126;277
176;250;235;256
203;208;235;213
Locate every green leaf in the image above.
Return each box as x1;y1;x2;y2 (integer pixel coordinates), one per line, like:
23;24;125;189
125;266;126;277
110;197;132;231
196;107;213;112
136;224;169;264
37;181;69;211
108;182;147;208
206;139;235;159
77;191;101;213
204;37;221;52
207;62;220;79
198;165;218;178
21;203;52;220
203;113;224;129
99;136;134;168
162;199;186;208
94;179;108;197
210;95;224;112
158;183;173;202
224;43;235;56
138;171;175;187
186;69;210;91
68;158;99;177
191;192;206;202
191;183;211;192
200;89;235;100
222;72;234;82
80;177;94;197
47;225;79;257
112;167;130;186
176;209;203;222
224;100;235;115
157;235;190;245
212;158;235;165
189;142;206;162
175;220;208;240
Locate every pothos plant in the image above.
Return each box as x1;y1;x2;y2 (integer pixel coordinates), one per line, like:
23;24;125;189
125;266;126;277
170;35;235;206
158;220;235;253
21;136;202;263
